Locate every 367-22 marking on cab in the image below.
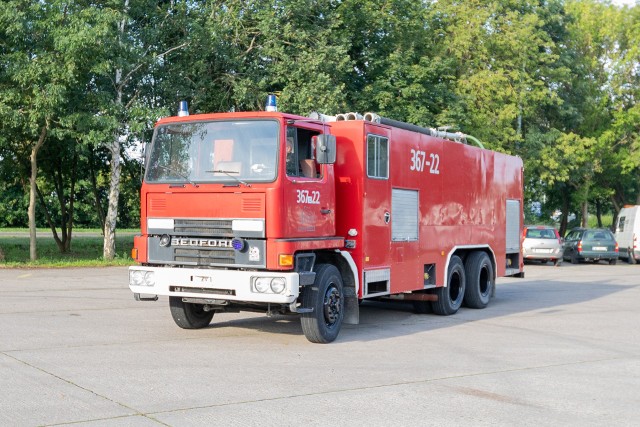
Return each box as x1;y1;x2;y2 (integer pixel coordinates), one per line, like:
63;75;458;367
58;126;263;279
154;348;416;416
296;189;320;204
410;149;440;175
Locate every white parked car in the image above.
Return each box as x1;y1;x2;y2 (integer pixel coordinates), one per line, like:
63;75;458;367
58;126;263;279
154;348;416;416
522;225;564;266
615;205;640;264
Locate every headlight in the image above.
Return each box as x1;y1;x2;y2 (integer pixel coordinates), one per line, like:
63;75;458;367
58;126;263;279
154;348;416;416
130;270;155;287
143;271;155;286
254;277;271;293
270;278;286;294
131;270;144;286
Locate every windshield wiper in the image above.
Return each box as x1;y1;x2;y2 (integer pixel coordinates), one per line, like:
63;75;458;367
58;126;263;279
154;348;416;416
207;170;251;188
154;164;199;187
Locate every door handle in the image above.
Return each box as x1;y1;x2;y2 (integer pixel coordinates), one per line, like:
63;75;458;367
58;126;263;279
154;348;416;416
320;208;332;215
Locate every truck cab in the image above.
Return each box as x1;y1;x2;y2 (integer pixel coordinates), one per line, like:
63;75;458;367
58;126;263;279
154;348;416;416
130;110;355;343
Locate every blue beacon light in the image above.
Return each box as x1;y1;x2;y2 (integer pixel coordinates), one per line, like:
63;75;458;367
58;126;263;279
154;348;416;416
265;94;277;112
178;100;189;117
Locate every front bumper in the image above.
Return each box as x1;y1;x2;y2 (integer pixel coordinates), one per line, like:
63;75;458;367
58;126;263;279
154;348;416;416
129;266;301;304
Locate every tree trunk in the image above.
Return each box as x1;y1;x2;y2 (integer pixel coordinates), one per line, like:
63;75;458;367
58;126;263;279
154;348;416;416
28;124;49;261
103;138;122;260
88;146;106;233
36;184;63;251
595;199;602;228
581;201;589;228
103;0;129;260
65;148;78;252
559;189;570;237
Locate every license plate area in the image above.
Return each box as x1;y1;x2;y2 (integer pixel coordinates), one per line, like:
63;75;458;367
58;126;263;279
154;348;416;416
533;248;553;253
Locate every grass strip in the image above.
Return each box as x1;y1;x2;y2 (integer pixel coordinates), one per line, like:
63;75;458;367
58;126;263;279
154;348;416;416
0;234;136;268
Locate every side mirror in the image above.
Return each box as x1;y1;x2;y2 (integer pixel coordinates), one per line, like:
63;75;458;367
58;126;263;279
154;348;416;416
316;134;336;164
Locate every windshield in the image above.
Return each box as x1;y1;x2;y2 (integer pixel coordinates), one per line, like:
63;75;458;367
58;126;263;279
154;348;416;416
145;120;279;184
526;229;557;239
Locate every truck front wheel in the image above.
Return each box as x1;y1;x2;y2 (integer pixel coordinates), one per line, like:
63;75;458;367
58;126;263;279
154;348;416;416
169;297;214;329
431;255;466;315
301;264;344;343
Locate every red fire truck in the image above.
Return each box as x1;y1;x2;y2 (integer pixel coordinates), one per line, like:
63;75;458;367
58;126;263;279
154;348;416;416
129;99;524;343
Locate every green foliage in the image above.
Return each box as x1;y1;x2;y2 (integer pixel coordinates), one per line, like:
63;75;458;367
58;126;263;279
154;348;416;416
0;0;639;248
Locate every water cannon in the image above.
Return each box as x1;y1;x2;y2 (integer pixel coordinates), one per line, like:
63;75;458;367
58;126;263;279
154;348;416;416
178;100;189;117
265;94;277;112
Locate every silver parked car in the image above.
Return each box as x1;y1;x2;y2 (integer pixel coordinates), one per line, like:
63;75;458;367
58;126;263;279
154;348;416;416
523;225;564;266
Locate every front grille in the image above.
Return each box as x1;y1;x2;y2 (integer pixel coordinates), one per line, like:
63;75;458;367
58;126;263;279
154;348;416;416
174;247;235;265
147;219;266;267
174;219;233;237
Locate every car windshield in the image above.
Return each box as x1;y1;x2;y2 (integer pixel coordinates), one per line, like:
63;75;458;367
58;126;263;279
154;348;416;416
526;229;556;239
145;120;279;184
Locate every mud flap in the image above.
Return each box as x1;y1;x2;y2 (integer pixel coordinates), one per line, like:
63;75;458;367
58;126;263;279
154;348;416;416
343;286;359;325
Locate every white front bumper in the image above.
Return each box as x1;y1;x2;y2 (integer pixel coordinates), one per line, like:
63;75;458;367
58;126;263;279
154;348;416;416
129;266;299;304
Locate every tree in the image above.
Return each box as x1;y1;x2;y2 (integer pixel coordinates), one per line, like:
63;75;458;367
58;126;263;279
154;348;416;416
0;2;88;259
82;0;189;259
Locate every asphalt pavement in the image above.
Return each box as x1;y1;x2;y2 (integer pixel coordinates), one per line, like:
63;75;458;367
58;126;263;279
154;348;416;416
0;262;638;426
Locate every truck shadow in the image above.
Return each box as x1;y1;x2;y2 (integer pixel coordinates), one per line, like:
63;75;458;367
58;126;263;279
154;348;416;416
206;275;636;343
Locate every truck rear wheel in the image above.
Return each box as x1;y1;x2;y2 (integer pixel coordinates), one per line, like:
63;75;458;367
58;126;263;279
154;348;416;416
463;251;494;309
169;297;214;329
431;255;466;315
301;264;344;343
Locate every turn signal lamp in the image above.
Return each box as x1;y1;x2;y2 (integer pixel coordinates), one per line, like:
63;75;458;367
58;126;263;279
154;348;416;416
279;254;294;267
131;248;138;260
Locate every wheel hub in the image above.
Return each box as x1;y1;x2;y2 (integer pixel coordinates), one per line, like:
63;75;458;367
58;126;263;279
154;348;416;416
323;284;341;326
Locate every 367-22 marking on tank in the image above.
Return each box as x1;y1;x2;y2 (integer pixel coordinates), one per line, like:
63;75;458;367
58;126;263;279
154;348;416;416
410;149;440;175
296;189;320;205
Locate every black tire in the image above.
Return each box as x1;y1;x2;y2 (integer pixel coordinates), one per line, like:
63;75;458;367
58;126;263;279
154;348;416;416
570;251;580;264
553;258;562;267
169;297;214;329
301;264;344;343
431;255;466;315
609;258;617;265
463;251;494;309
628;250;637;265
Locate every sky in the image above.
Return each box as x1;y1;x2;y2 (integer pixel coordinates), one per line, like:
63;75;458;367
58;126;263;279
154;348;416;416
611;0;637;6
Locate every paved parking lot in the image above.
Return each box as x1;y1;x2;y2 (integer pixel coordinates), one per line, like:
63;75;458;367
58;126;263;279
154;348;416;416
1;263;639;426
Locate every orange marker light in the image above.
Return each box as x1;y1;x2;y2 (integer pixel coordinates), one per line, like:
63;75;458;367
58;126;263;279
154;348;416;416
279;254;294;267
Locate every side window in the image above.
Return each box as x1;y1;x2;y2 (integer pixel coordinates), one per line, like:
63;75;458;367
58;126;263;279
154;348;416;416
286;127;321;178
565;231;579;241
367;134;389;179
617;216;625;232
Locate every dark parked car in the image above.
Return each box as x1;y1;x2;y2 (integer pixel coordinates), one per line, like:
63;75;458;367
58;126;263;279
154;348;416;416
562;228;619;265
522;225;564;266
